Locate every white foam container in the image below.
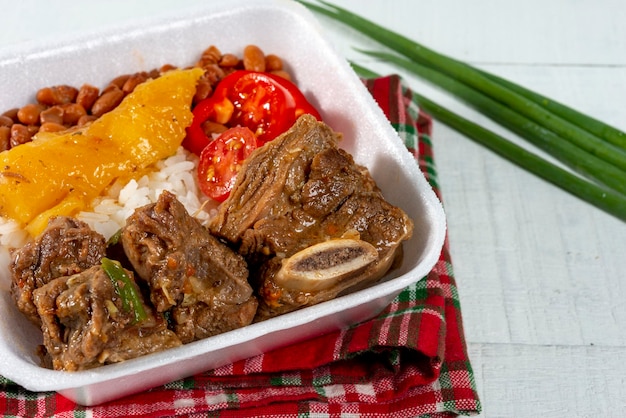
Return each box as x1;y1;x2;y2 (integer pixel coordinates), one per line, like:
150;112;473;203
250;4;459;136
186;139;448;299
0;0;446;406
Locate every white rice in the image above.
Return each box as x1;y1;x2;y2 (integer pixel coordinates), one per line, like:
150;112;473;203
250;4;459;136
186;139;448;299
0;146;217;280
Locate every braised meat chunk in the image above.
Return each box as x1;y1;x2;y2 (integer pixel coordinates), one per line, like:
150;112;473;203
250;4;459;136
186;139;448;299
33;265;181;371
210;114;414;320
10;216;107;325
121;190;257;343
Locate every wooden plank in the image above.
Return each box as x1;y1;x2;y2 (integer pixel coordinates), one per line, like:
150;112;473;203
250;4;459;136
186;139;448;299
469;343;626;417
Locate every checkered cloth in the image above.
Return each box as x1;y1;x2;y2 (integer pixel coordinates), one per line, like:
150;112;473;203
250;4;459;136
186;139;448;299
0;75;481;418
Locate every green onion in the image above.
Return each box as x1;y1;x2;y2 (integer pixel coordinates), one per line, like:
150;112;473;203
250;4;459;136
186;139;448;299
415;95;626;222
298;1;626;170
349;62;626;222
301;0;626;220
101;257;147;324
356;50;626;196
476;67;626;150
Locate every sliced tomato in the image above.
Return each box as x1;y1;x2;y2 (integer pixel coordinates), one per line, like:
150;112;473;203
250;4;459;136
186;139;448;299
183;70;321;155
197;126;257;202
218;71;321;144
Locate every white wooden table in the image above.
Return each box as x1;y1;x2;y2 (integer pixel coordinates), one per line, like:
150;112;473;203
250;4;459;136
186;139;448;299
2;1;626;416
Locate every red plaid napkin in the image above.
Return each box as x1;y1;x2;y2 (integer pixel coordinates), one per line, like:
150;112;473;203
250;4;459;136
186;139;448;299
0;75;481;418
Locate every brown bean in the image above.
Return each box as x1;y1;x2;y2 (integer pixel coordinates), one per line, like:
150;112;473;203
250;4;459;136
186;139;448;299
198;45;222;66
10;124;33;147
219;53;240;67
122;72;148;94
265;54;283;72
17;103;46;125
243;45;266;72
201;120;228;137
2;108;19;123
61;103;87;125
193;77;213;104
108;74;131;90
221;67;237;78
160;64;177;73
0;115;13;128
91;87;124;117
76;84;100;112
203;63;225;86
39;106;64;125
0;126;10;151
39;122;67;133
77;114;98;127
26;124;39;136
36;85;78;106
270;70;292;81
100;85;119;96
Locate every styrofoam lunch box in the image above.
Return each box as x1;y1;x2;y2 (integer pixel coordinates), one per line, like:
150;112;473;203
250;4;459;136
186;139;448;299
0;0;446;406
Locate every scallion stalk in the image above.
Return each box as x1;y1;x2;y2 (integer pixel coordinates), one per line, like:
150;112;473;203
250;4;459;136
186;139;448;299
349;62;626;222
298;0;626;171
414;94;626;222
476;67;626;150
356;50;626;196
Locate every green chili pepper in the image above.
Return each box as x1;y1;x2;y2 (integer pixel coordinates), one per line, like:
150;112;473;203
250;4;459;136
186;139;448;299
101;257;147;324
106;229;122;246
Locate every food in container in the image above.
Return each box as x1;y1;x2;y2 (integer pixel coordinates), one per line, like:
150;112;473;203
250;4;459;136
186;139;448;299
0;0;445;405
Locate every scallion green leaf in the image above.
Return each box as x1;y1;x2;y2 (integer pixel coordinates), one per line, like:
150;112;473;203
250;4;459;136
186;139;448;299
299;0;626;170
303;0;626;220
476;67;626;150
350;62;626;222
356;50;626;196
414;94;626;222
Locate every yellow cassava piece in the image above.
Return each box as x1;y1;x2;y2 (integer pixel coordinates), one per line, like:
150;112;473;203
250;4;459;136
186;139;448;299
0;67;203;237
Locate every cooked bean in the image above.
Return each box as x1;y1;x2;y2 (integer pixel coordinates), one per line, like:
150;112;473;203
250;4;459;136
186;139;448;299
39;106;64;125
60;103;87;125
17;103;46;125
243;45;266;72
39;122;67;133
76;84;99;112
122;72;148;94
0;126;10;151
0;115;13;128
10;124;33;147
77;114;98;127
91;86;124;117
2;109;19;124
148;69;160;79
270;70;292;81
160;64;177;73
108;74;131;90
193;77;213;104
198;45;222;67
219;53;240;68
26;124;39;136
265;54;283;72
203;64;226;86
36;85;78;106
100;84;121;95
201;120;228;137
